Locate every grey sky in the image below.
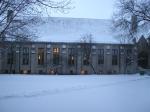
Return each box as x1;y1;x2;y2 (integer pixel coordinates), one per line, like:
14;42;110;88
51;0;116;19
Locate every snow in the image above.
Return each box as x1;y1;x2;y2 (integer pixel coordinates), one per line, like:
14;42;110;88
33;17;118;43
0;74;150;112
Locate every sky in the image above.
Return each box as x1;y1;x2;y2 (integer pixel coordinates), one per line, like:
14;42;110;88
51;0;116;19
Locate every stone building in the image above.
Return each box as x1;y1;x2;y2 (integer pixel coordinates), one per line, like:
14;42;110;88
0;16;149;75
0;41;138;74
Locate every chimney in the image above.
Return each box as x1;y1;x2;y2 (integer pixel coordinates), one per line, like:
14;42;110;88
131;15;138;33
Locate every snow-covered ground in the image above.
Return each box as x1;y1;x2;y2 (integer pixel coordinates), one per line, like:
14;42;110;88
0;74;150;112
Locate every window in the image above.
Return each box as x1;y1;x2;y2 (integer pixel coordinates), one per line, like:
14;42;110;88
98;49;104;65
126;49;132;65
7;52;13;64
68;48;75;66
112;49;118;65
38;48;44;65
127;49;132;55
53;48;60;65
83;54;89;65
22;47;29;65
68;55;75;65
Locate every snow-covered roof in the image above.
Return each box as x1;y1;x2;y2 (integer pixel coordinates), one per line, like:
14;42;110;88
33;17;119;43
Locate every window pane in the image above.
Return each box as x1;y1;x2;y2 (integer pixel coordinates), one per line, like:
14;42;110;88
112;49;118;65
68;48;75;66
53;48;60;65
98;49;104;65
22;47;29;65
38;48;44;65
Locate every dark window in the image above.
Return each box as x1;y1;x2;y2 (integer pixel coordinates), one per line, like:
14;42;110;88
98;55;104;64
112;49;118;65
83;55;89;65
22;47;29;65
127;49;132;55
53;48;60;65
98;49;104;64
38;48;44;65
112;49;118;55
99;49;104;54
7;52;13;64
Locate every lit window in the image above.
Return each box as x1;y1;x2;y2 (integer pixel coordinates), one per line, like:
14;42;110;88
53;48;59;53
68;48;76;66
38;48;44;65
53;48;60;65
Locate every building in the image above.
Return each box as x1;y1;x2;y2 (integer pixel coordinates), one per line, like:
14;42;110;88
0;41;138;74
0;15;149;74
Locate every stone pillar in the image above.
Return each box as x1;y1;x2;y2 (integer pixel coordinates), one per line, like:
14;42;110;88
31;45;36;74
15;45;20;74
61;47;67;74
46;50;51;74
120;49;126;74
77;55;82;74
105;45;111;74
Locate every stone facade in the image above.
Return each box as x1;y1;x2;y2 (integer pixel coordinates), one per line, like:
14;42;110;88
0;41;138;74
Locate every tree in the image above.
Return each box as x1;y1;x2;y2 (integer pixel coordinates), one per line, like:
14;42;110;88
112;0;150;43
0;0;72;73
80;34;96;74
0;0;72;41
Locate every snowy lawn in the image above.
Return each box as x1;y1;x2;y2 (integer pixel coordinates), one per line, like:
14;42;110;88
0;74;150;112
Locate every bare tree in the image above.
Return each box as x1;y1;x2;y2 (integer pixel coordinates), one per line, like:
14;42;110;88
80;34;96;74
112;0;150;43
0;0;72;41
0;0;72;73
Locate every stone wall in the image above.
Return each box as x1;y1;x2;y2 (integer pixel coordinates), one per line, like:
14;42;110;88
0;42;137;74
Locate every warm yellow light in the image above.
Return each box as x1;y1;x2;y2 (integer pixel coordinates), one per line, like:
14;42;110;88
53;48;59;53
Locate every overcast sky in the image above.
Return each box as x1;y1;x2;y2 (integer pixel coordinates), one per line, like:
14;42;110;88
51;0;116;19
